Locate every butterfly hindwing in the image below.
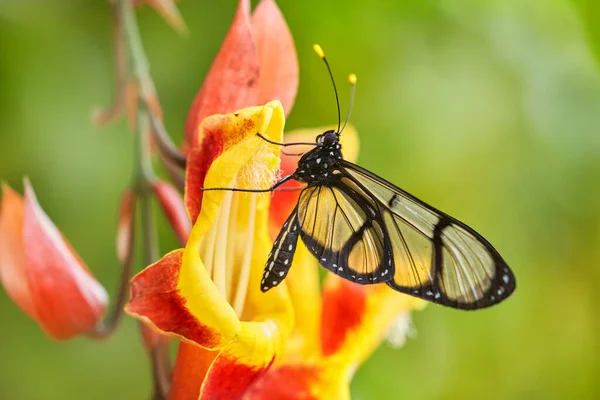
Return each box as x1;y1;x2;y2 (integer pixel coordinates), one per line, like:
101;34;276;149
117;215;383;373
296;181;394;284
260;208;300;292
339;160;516;309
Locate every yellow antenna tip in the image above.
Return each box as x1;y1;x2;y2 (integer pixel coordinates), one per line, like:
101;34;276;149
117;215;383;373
349;73;357;84
313;44;325;59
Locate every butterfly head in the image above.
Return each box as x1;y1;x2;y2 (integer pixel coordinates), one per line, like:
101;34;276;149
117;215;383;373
316;130;339;146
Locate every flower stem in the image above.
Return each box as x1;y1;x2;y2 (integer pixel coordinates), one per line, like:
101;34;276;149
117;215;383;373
91;1;180;397
122;0;186;169
88;190;136;340
123;1;172;397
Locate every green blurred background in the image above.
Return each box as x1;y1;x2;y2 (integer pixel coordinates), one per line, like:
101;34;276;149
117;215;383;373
1;0;599;399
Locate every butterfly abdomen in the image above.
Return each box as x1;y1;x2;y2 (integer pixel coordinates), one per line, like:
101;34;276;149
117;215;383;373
261;211;301;292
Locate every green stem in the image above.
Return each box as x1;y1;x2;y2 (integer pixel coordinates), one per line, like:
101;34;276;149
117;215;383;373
99;1;171;398
122;0;187;169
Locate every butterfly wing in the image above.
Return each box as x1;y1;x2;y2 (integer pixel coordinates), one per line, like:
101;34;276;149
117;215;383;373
339;160;516;310
296;182;394;284
260;207;301;292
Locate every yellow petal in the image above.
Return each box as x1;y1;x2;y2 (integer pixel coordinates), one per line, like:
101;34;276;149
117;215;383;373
128;101;293;353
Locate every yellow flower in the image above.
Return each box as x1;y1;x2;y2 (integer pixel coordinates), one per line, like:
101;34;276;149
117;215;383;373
125;102;424;399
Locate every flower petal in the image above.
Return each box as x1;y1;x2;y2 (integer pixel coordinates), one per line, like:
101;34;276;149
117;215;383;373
278;244;321;362
116;189;135;265
185;101;285;224
153;180;190;245
251;0;298;115
199;322;279;400
126;249;235;349
184;0;259;148
244;364;349;400
321;275;426;368
134;102;293;399
171;344;218;400
0;183;34;319
0;181;108;340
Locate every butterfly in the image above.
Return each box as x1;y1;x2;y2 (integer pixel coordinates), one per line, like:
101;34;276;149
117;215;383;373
204;45;516;310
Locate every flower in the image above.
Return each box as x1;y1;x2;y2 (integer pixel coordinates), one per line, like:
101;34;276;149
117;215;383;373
127;100;293;399
126;116;425;399
124;0;425;398
0;180;108;340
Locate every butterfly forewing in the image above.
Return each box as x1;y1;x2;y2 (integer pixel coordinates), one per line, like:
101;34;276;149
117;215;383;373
340;160;516;309
260;208;300;292
383;211;434;287
296;183;393;284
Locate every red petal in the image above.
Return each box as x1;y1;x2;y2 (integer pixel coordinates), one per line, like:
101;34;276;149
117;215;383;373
153;180;190;244
185;102;282;224
116;189;135;265
268;151;303;236
251;0;298;115
0;181;108;340
171;343;218;400
185;146;218;226
0;183;35;319
184;0;259;148
23;180;108;339
126;249;223;348
200;348;274;400
244;365;321;400
320;278;366;356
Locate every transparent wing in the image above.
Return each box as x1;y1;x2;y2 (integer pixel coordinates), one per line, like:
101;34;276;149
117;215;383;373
340;160;516;310
296;183;394;284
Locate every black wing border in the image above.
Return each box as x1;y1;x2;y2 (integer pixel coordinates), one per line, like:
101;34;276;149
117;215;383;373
338;159;516;310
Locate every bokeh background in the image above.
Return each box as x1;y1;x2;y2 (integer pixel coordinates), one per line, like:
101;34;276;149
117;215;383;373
1;0;599;399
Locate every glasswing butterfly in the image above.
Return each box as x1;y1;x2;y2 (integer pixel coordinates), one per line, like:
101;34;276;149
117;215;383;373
203;45;516;310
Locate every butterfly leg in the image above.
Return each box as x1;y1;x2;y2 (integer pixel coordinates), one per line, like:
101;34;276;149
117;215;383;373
201;174;294;193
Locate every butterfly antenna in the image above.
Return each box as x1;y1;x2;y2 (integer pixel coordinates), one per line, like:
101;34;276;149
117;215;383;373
313;44;341;134
340;74;357;134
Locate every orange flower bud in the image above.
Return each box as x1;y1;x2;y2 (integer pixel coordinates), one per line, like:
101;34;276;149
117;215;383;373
251;0;298;113
0;180;108;340
153;180;190;244
185;0;259;149
116;189;135;265
184;0;298;150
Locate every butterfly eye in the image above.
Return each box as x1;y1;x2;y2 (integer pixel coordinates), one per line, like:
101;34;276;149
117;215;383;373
323;130;338;144
316;135;325;144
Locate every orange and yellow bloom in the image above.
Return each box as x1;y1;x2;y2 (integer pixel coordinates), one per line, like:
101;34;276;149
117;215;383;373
124;1;425;398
